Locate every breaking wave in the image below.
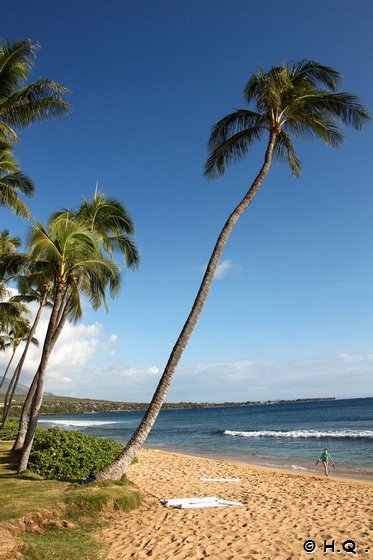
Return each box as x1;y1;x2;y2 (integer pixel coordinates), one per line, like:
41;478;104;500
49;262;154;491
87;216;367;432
39;419;122;427
223;429;373;439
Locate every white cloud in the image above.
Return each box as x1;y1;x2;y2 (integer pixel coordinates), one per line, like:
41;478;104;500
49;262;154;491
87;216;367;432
215;259;238;279
1;295;371;402
338;353;373;363
197;259;239;280
215;260;233;278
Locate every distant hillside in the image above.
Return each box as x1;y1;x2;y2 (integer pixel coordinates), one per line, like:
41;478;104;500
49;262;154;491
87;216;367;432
0;379;30;396
5;394;336;416
0;379;54;397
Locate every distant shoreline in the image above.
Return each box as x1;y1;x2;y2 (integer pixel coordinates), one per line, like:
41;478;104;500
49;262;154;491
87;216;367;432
9;395;373;417
28;396;338;415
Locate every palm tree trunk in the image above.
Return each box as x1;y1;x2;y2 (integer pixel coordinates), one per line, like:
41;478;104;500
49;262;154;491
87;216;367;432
95;131;277;480
2;298;45;429
0;348;16;389
12;294;69;451
17;284;65;472
12;367;39;451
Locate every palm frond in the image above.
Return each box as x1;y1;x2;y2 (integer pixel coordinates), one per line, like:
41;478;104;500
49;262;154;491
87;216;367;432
0;39;36;93
79;193;136;235
304;92;371;130
204;127;263;179
273;132;302;177
283;115;344;147
288;59;341;91
0;121;18;142
0;229;22;254
1;81;70;127
0;171;34;195
102;235;140;267
0;181;31;217
0;253;28;282
207;110;265;150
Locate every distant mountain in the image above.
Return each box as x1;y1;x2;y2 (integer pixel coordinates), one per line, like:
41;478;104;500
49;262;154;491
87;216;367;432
0;378;30;395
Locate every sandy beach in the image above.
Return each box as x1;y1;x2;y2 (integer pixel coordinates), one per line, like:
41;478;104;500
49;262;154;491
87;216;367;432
100;448;372;560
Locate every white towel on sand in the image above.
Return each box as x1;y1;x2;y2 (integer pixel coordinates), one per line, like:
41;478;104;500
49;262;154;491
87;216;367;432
160;497;243;509
200;477;241;482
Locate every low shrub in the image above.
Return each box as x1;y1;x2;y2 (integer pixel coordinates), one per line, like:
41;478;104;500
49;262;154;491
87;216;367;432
0;417;19;440
28;428;123;480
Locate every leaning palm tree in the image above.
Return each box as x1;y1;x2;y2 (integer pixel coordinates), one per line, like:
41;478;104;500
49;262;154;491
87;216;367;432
95;59;370;480
17;216;122;472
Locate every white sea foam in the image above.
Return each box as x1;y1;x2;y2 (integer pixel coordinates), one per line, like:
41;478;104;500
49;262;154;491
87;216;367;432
224;429;373;439
39;419;122;427
262;462;309;471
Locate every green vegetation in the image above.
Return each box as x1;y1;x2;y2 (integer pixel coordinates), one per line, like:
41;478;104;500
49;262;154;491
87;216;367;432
0;417;19;440
4;394;336;416
28;427;124;480
0;440;140;560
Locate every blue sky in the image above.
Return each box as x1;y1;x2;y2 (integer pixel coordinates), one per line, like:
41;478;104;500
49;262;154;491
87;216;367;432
1;0;373;401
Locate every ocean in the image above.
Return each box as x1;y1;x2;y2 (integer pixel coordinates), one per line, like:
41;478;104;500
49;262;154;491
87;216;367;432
38;397;373;480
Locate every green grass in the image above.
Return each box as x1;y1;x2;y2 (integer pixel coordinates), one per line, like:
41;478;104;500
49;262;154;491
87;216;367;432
0;441;141;560
22;525;100;560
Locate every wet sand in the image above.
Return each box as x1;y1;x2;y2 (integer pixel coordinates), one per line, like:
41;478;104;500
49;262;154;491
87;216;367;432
100;448;372;559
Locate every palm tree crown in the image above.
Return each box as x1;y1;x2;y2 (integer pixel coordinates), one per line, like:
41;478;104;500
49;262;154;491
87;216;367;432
52;190;140;268
205;59;370;179
0;39;70;143
0;39;70;217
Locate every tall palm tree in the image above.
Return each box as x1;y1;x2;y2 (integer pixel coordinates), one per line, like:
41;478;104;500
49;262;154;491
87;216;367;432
95;59;370;480
17;216;122;472
0;39;70;217
14;192;139;451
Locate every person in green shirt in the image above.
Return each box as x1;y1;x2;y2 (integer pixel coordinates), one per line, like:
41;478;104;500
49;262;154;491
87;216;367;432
316;448;336;476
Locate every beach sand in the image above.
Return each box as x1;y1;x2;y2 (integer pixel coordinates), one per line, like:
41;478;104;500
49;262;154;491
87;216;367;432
100;448;372;559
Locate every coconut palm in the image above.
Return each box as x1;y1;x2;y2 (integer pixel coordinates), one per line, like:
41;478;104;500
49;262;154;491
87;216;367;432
0;229;21;254
17;215;122;472
13;192;139;450
0;233;30;331
1;277;52;429
53;189;140;267
95;59;370;480
0;316;38;389
0;140;34;218
0;39;69;217
0;229;21;308
0;39;69;145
